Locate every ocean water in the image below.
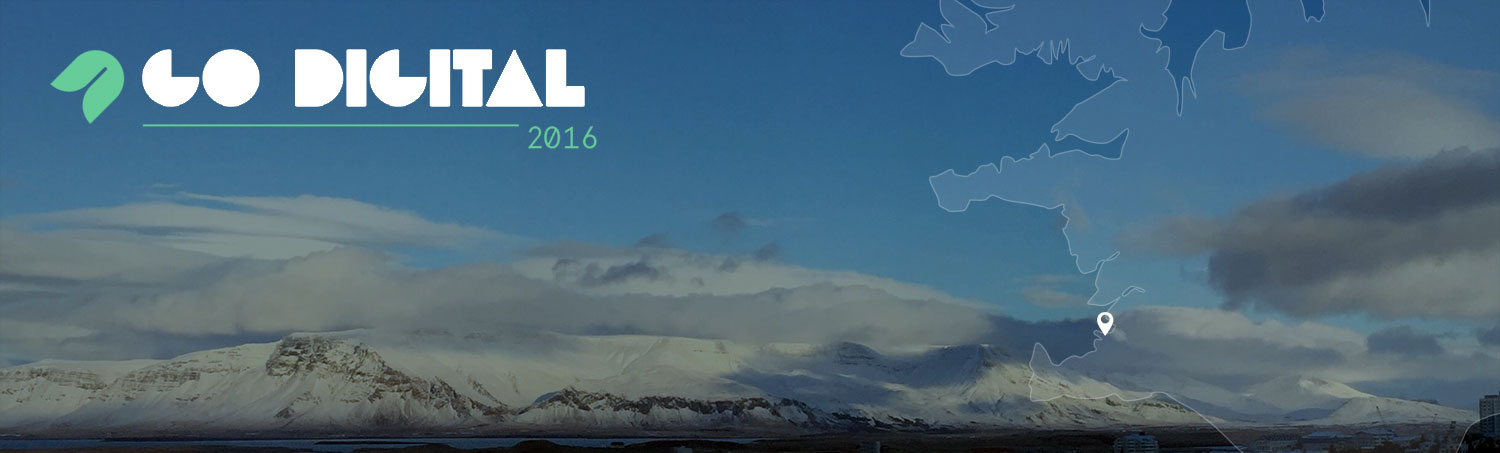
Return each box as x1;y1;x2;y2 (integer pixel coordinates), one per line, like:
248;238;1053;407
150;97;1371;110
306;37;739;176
0;437;757;451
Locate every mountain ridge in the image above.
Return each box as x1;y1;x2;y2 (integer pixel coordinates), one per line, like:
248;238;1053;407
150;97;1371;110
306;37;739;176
0;330;1476;436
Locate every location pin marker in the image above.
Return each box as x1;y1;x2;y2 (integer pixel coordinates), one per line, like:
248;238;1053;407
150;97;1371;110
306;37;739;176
1096;312;1114;336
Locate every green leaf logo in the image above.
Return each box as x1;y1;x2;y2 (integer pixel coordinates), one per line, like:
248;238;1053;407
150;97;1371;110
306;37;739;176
51;50;123;124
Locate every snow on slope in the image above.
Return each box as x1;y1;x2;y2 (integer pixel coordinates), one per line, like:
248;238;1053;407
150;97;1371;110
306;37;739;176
49;336;506;434
0;359;161;429
1245;375;1375;412
2;330;1469;435
1315;396;1478;425
1099;373;1477;425
0;330;1216;435
1103;372;1284;422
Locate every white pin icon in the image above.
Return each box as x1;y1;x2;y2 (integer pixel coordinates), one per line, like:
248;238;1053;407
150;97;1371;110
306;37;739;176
1096;312;1114;336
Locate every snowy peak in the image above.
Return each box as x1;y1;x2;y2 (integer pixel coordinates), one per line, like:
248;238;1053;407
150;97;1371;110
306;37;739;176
0;331;1379;436
33;336;511;434
259;335;509;424
1319;396;1478;425
265;334;382;377
1245;375;1374;411
0;359;160;429
514;387;836;430
1128;374;1479;425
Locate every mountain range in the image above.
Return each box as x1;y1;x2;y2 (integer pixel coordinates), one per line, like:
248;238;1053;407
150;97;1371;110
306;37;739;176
0;330;1476;436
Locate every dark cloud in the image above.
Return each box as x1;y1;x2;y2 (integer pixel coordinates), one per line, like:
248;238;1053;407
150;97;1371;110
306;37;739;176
634;233;671;248
557;260;669;287
1478;324;1500;347
1119;148;1500;320
718;244;781;271
550;257;670;286
717;258;740;272
1366;326;1445;356
752;243;780;261
592;261;666;285
710;212;748;241
1290;147;1500;221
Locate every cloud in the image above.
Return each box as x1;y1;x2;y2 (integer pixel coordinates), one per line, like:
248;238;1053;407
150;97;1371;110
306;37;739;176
13;192;514;259
710;212;747;241
1242;48;1500;158
0;197;1006;363
1118;148;1500;320
0;244;1001;363
0;226;226;284
5;193;1492;407
513;242;969;304
1478;325;1500;347
554;259;670;287
1366;326;1445;356
1115;215;1223;258
1067;306;1498;392
633;233;672;248
708;211;774;242
752;243;780;261
1018;273;1093;308
1019;287;1086;308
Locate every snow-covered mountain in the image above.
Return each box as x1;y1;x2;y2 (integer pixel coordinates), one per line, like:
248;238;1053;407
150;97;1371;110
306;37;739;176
1135;374;1477;425
1315;396;1478;425
1245;375;1375;413
0;330;1476;436
0;330;1203;435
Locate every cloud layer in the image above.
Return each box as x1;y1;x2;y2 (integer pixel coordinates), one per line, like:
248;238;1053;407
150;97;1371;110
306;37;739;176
1062;306;1499;406
1243;48;1500;158
1119;148;1500;320
12;192;512;259
2;192;1494;407
0;203;999;362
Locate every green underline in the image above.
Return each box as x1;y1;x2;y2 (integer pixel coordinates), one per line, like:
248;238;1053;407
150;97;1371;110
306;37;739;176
142;123;519;128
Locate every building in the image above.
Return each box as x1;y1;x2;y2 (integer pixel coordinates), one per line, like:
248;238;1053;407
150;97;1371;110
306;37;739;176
1353;427;1396;449
1482;393;1499;438
1114;433;1159;453
1354;427;1396;448
1253;433;1299;452
1300;431;1353;452
1391;435;1420;449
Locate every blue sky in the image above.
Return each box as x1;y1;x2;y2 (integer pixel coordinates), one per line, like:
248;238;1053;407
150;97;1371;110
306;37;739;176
2;0;1497;337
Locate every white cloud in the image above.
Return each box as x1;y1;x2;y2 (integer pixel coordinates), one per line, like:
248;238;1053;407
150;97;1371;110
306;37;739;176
0;196;1002;362
512;243;971;304
1243;48;1500;158
3;193;1493;406
0;226;224;283
0;244;999;360
1070;305;1499;387
13;192;517;259
1018;273;1093;308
